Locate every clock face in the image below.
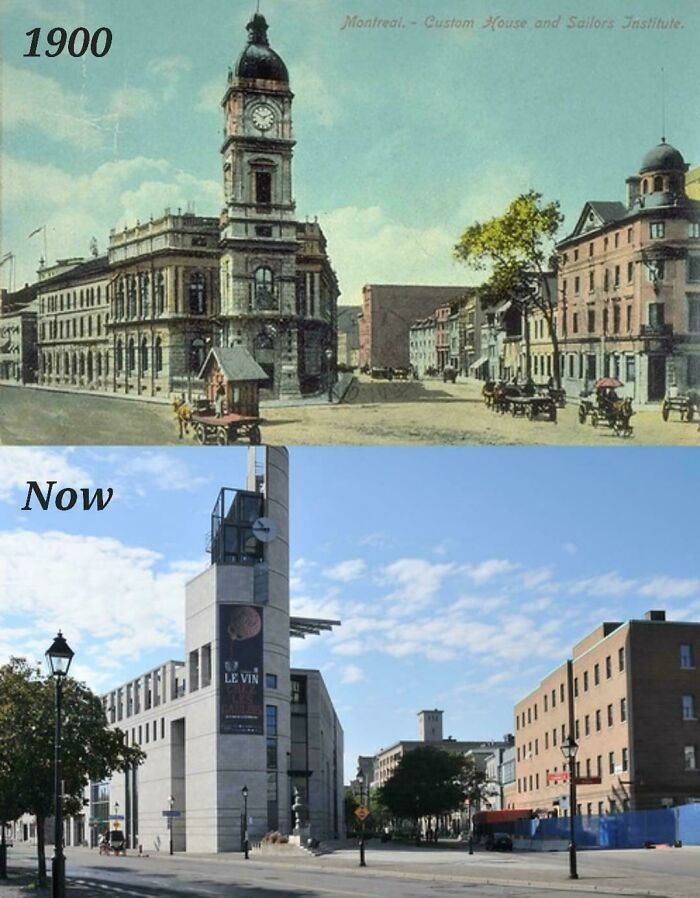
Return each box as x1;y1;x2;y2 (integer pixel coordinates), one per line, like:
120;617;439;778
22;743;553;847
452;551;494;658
252;516;278;543
252;104;275;132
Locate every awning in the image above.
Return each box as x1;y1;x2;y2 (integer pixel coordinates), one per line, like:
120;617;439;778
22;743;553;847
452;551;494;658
469;355;488;371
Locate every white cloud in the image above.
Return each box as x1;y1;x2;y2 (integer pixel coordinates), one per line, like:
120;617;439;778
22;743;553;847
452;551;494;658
108;87;157;119
340;664;364;684
382;558;454;613
324;559;366;582
289;60;341;127
0;530;201;678
562;542;578;555
122;452;210;493
639;577;700;600
0;449;92;503
147;56;193;101
570;572;637;597
463;558;518;584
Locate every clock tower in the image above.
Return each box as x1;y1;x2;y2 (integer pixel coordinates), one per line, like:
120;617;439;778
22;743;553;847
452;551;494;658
219;13;300;397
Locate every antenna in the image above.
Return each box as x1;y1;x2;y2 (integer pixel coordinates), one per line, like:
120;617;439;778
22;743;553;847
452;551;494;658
661;66;666;143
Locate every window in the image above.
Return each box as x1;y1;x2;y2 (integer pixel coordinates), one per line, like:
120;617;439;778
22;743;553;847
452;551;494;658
614;232;620;248
609;751;615;774
587;309;595;333
544;732;549;749
688;257;700;282
574;276;580;295
583;671;589;692
595;710;601;731
154;337;163;374
594;663;600;686
613;303;621;334
254;266;275;309
127;338;135;372
648;303;665;328
627;261;634;283
560;683;565;702
551;688;556;708
605;656;612;679
684;746;697;771
189;272;207;315
265;673;278;689
607;704;614;726
649;221;665;239
575;720;579;740
620;697;627;722
689;223;700;238
552;728;557;747
155;271;166;315
619;647;625;671
572;312;579;333
596;755;602;777
622;747;628;772
682;695;696;720
584;714;590;736
140;337;148;373
574;677;579;698
255;170;272;205
681;644;695;669
189;337;206;374
589;242;595;257
589;271;595;292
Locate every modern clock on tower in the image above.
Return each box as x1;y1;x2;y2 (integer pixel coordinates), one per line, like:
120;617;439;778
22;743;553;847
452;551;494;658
252;104;275;132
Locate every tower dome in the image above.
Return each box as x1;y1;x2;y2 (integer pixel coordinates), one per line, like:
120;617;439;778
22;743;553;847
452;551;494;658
639;140;687;175
234;14;289;83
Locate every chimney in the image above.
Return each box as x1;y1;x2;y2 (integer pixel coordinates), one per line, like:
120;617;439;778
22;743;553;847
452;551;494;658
645;610;666;621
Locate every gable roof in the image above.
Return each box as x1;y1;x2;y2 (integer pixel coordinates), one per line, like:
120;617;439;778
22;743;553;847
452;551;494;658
568;201;628;240
198;346;268;382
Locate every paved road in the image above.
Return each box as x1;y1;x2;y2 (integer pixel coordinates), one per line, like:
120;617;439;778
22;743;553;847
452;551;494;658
4;843;696;898
1;380;699;446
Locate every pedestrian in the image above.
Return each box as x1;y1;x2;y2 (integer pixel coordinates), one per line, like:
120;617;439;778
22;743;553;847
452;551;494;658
214;382;225;418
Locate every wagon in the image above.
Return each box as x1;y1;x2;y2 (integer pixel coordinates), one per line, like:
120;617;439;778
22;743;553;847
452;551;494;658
579;385;634;438
191;411;262;446
509;394;557;422
662;392;698;422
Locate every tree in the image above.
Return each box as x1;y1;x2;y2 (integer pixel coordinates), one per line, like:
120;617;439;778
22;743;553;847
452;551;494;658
454;191;564;386
344;787;359;834
377;746;464;841
0;659;144;886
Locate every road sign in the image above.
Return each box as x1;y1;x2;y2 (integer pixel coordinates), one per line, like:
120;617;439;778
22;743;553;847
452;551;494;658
575;776;602;785
354;805;370;821
109;815;124;821
162;810;182;817
111;822;121;830
546;771;569;784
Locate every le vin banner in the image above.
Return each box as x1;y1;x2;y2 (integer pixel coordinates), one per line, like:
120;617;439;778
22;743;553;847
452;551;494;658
219;604;264;735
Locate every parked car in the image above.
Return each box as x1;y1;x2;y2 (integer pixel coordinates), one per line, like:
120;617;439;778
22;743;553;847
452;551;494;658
485;832;513;851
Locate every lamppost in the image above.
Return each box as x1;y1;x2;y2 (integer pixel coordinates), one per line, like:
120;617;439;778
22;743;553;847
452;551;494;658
325;346;334;403
168;796;174;856
560;736;579;880
356;769;366;867
46;631;74;898
241;785;249;860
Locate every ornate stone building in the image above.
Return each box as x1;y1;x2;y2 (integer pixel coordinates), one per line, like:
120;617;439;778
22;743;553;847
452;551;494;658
218;14;339;398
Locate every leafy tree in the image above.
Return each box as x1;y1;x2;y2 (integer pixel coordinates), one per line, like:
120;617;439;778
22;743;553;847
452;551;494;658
454;191;564;386
377;746;464;840
0;658;144;886
344;787;359;834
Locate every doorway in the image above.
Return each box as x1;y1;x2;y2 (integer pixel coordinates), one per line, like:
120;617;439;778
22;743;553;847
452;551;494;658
648;356;666;401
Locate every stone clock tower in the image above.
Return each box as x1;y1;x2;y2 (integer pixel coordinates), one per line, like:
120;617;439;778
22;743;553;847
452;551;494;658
219;13;301;398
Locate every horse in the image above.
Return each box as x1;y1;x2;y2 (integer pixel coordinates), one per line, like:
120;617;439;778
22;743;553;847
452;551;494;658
608;397;634;438
172;397;193;440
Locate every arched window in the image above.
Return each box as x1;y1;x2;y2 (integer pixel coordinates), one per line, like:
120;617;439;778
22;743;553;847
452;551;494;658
127;338;136;372
255;330;275;350
127;276;137;318
104;353;109;376
96;353;102;377
653;175;663;192
71;354;77;377
642;179;649;195
155;337;163;373
189;337;206;373
189;272;207;315
140;337;149;372
115;280;125;319
155;271;166;315
87;351;93;381
254;266;275;309
46;354;52;375
116;340;123;372
139;272;150;318
79;354;85;376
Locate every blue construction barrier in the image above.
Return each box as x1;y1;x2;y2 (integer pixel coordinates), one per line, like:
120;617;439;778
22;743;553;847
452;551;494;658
514;807;677;850
676;803;700;844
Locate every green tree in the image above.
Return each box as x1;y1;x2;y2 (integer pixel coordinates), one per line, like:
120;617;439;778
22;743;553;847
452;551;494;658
0;658;144;887
377;745;464;841
344;786;359;834
454;191;564;386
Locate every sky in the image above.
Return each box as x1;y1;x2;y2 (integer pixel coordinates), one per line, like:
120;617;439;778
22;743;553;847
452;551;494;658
2;0;699;302
1;445;700;780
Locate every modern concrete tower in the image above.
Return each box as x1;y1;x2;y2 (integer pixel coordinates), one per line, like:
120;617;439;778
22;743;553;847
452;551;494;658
418;709;444;743
183;447;291;851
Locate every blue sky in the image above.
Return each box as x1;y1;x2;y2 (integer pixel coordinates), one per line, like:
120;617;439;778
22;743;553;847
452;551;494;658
2;0;699;301
1;445;699;779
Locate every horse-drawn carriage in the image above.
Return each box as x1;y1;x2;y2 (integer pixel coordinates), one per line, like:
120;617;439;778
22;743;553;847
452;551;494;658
173;347;267;446
482;380;557;422
661;391;699;423
442;365;458;384
578;378;634;438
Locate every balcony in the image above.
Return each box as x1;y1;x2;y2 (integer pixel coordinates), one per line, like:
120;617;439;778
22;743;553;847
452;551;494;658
639;323;673;338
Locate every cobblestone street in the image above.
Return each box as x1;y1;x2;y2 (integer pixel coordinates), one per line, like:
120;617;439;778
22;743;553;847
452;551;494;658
1;380;699;446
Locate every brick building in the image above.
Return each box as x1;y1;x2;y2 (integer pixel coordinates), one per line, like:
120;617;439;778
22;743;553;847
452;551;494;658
514;610;700;816
358;285;466;372
557;140;700;403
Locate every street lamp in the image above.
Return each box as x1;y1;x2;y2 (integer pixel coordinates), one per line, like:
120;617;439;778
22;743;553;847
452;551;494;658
241;785;249;860
560;736;579;880
46;631;74;898
356;769;366;867
325;346;334;403
168;796;174;856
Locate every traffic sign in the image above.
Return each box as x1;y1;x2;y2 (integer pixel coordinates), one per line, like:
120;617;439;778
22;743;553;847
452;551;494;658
354;805;370;821
575;776;602;785
109;814;125;821
546;771;569;784
162;810;182;817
